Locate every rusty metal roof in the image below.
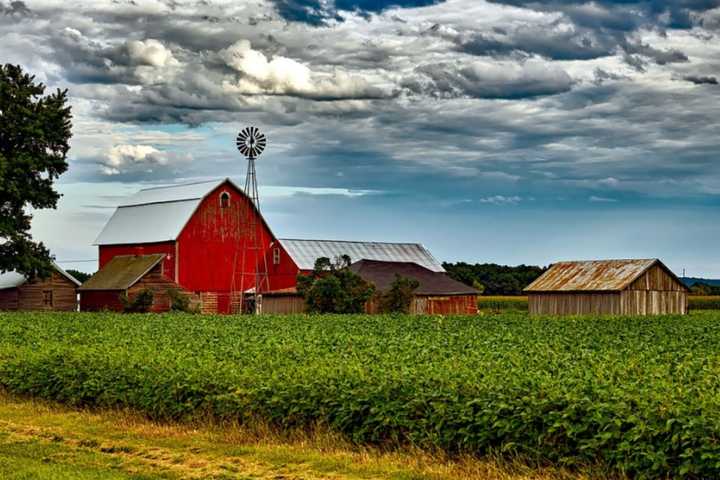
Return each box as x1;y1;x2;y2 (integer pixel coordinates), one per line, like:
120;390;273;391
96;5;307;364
79;254;165;291
524;259;665;292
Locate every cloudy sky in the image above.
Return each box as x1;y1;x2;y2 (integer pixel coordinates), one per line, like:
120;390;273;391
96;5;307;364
3;0;720;276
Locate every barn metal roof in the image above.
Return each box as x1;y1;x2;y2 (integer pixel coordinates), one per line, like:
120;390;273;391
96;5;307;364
524;259;673;292
0;262;81;290
279;239;445;272
79;254;165;291
94;178;246;245
350;260;477;295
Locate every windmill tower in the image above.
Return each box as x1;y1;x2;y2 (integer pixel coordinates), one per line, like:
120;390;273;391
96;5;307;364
236;126;268;314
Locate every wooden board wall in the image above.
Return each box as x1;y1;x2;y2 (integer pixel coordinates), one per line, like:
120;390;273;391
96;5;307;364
7;272;78;311
621;290;687;315
529;292;622;315
629;264;686;291
0;289;19;310
262;295;306;314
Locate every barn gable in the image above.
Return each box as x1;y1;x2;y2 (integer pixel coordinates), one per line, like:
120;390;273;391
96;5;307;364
94;178;278;246
0;263;81;311
0;262;81;289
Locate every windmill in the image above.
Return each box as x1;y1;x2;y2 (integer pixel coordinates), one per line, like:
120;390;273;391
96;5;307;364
236;126;268;314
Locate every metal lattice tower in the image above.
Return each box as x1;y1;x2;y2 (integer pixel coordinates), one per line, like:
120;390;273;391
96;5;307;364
236;127;268;314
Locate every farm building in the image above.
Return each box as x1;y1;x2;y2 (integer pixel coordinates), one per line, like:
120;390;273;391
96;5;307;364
263;259;479;315
0;262;80;311
84;178;450;314
524;259;688;316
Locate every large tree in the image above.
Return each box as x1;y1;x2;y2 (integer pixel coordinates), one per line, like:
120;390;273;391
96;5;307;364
0;64;71;278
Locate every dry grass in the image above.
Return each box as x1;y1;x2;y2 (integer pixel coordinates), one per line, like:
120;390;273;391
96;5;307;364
0;391;618;480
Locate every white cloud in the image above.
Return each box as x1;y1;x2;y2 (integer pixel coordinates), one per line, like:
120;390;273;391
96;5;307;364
101;145;189;175
589;195;618;202
126;39;177;67
219;40;388;99
479;195;522;205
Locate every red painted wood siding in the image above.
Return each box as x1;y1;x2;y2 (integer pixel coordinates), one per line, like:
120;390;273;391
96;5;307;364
80;290;124;312
99;242;176;281
176;182;298;294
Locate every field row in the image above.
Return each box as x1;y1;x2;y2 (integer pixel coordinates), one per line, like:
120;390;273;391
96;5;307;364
2;312;720;478
478;295;720;311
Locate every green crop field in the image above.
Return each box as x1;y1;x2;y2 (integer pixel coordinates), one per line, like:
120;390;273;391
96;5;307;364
2;312;720;478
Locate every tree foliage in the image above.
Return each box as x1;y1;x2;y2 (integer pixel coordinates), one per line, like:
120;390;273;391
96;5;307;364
297;255;375;314
0;64;72;278
120;289;154;313
443;262;546;295
65;269;91;283
378;275;420;314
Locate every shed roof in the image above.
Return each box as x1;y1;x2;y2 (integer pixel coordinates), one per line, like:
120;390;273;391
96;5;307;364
350;259;478;295
524;259;686;292
0;262;81;290
279;239;444;272
78;254;165;291
94;178;266;245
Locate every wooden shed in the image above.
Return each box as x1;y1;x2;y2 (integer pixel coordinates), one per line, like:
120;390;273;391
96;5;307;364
79;254;194;312
263;260;479;315
0;262;81;311
524;259;688;316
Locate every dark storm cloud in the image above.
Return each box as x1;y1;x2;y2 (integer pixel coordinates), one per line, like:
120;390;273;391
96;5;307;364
402;61;573;99
270;0;444;24
0;1;30;16
684;75;719;85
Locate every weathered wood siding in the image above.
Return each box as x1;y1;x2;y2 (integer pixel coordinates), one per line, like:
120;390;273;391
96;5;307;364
622;264;687;314
0;289;19;310
3;272;78;311
413;295;478;315
528;292;622;315
262;295;306;314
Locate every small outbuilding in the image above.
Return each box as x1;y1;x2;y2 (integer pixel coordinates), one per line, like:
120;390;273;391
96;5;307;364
0;262;81;311
351;260;480;315
79;254;192;312
524;258;688;316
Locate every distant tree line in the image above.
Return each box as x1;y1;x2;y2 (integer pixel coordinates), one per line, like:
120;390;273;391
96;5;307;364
690;282;720;296
442;262;547;296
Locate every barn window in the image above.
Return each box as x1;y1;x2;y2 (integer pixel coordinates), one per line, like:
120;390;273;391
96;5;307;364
220;192;230;208
273;247;281;265
43;290;53;307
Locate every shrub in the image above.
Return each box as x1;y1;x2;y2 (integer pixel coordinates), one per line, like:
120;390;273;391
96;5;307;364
167;288;195;313
297;256;375;314
378;275;419;314
120;289;154;313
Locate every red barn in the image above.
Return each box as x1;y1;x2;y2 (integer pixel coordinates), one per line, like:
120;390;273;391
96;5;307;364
82;178;449;314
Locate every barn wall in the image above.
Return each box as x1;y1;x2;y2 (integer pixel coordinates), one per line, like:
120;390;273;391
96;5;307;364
0;288;19;310
80;290;124;312
262;295;306;314
629;264;686;291
99;242;176;281
528;292;621;315
621;290;687;315
14;272;77;311
413;295;478;315
177;183;294;296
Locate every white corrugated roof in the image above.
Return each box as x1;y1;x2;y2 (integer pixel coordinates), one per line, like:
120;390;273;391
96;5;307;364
0;262;81;289
94;178;241;245
119;179;224;207
279;239;445;272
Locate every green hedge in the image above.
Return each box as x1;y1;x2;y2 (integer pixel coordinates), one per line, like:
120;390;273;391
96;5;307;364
689;296;720;310
2;312;720;477
477;296;528;311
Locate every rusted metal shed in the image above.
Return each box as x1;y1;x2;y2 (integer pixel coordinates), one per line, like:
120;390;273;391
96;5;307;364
524;259;688;316
0;262;80;311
